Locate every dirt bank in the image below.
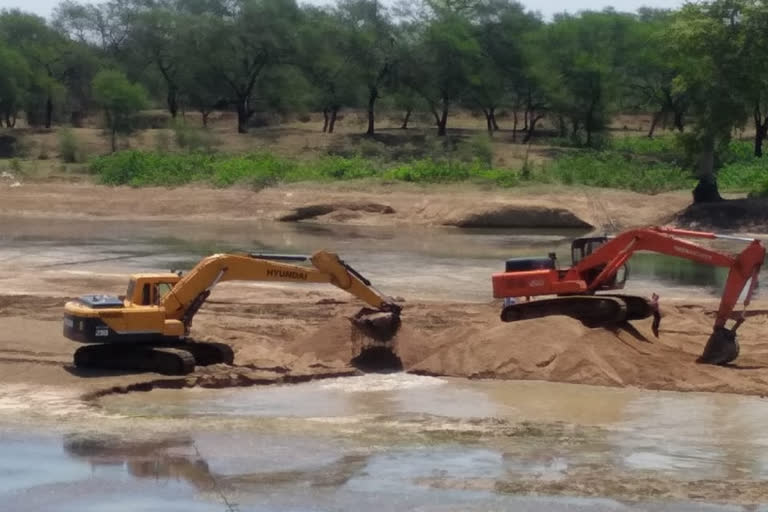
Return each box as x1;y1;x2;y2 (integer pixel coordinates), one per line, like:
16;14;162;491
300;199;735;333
2;276;768;399
0;181;691;231
674;197;768;232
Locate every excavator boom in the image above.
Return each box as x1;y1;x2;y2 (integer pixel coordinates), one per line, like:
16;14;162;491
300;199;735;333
492;226;765;365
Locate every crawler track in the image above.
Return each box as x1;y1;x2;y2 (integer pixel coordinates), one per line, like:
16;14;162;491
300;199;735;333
500;294;654;328
73;341;234;375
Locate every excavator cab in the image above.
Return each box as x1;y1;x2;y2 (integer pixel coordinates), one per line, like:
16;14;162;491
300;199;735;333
570;236;628;290
126;275;181;306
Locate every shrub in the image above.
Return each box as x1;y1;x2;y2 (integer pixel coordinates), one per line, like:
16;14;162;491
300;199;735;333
172;120;217;153
59;128;85;163
539;151;691;193
457;134;494;167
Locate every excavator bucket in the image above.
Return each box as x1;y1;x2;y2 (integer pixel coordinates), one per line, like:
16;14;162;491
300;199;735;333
698;327;740;365
351;307;401;342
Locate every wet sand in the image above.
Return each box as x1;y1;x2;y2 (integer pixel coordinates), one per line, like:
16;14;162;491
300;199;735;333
2;275;768;400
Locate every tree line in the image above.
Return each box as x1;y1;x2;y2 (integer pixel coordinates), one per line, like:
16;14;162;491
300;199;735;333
1;0;767;200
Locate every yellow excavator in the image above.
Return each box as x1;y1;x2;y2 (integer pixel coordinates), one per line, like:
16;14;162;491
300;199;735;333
63;250;402;375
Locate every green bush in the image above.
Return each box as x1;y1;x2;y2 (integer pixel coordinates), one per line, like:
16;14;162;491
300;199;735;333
172;120;218;152
538;151;691;193
58;128;85;163
88;145;766;194
457;134;494;167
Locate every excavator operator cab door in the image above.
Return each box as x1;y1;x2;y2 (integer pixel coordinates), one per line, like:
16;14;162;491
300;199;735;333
571;236;628;290
128;278;177;306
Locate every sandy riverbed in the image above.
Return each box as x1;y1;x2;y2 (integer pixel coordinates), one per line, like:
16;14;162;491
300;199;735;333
1;274;767;401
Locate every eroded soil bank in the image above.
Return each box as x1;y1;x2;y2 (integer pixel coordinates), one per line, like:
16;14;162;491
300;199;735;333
0;182;693;230
2;279;768;400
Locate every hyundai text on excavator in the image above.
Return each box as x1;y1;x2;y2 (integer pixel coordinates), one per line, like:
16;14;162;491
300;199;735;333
63;250;401;375
492;227;765;365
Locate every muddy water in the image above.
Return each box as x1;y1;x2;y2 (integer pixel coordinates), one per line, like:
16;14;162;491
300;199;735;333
3;216;768;509
2;375;768;510
0;215;764;301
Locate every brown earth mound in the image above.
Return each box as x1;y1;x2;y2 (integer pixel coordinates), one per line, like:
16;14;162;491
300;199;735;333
442;205;593;229
392;304;768;395
674;198;768;231
277;202;395;222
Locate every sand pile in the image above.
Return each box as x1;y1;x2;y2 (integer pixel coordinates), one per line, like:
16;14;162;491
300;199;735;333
388;304;768;395
217;299;768;396
3;290;768;397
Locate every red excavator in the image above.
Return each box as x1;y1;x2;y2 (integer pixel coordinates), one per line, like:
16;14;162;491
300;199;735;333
492;227;765;365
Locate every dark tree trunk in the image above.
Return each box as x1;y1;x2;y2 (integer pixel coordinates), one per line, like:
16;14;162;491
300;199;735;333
483;108;493;133
201;110;210;127
45;95;53;129
753;106;767;158
322;108;329;133
523;115;542;143
692;144;722;203
512;111;518;142
557;116;567;138
673;110;684;132
437;101;448;137
648;111;663;138
328;108;338;133
167;85;179;119
523;109;529;131
110;127;117;153
490;107;499;131
366;87;377;136
236;97;252;134
400;108;412;129
755;125;766;158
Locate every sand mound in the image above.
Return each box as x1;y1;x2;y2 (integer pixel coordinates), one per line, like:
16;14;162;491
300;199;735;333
442;204;592;229
5;290;768;398
392;304;768;395
278;202;395;222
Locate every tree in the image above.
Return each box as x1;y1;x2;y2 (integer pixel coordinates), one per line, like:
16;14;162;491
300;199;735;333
0;9;71;128
297;7;357;133
668;0;752;202
741;1;768;157
128;5;184;118
339;0;397;135
625;9;687;137
0;44;31;127
531;11;634;147
466;0;541;136
399;8;481;136
184;0;300;133
92;69;147;152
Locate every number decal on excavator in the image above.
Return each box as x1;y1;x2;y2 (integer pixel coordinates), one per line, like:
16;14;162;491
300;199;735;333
95;327;109;337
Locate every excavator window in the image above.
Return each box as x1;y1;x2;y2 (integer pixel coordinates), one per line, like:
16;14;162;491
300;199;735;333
141;284;151;305
155;283;173;303
571;237;608;264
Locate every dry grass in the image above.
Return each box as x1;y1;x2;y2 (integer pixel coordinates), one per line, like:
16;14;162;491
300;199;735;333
0;109;697;176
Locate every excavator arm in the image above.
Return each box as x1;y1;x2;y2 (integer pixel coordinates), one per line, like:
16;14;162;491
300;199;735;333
161;250;401;335
568;227;764;364
568;227;764;330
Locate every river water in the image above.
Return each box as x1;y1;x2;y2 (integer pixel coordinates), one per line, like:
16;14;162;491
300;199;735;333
1;216;768;510
1;215;763;301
